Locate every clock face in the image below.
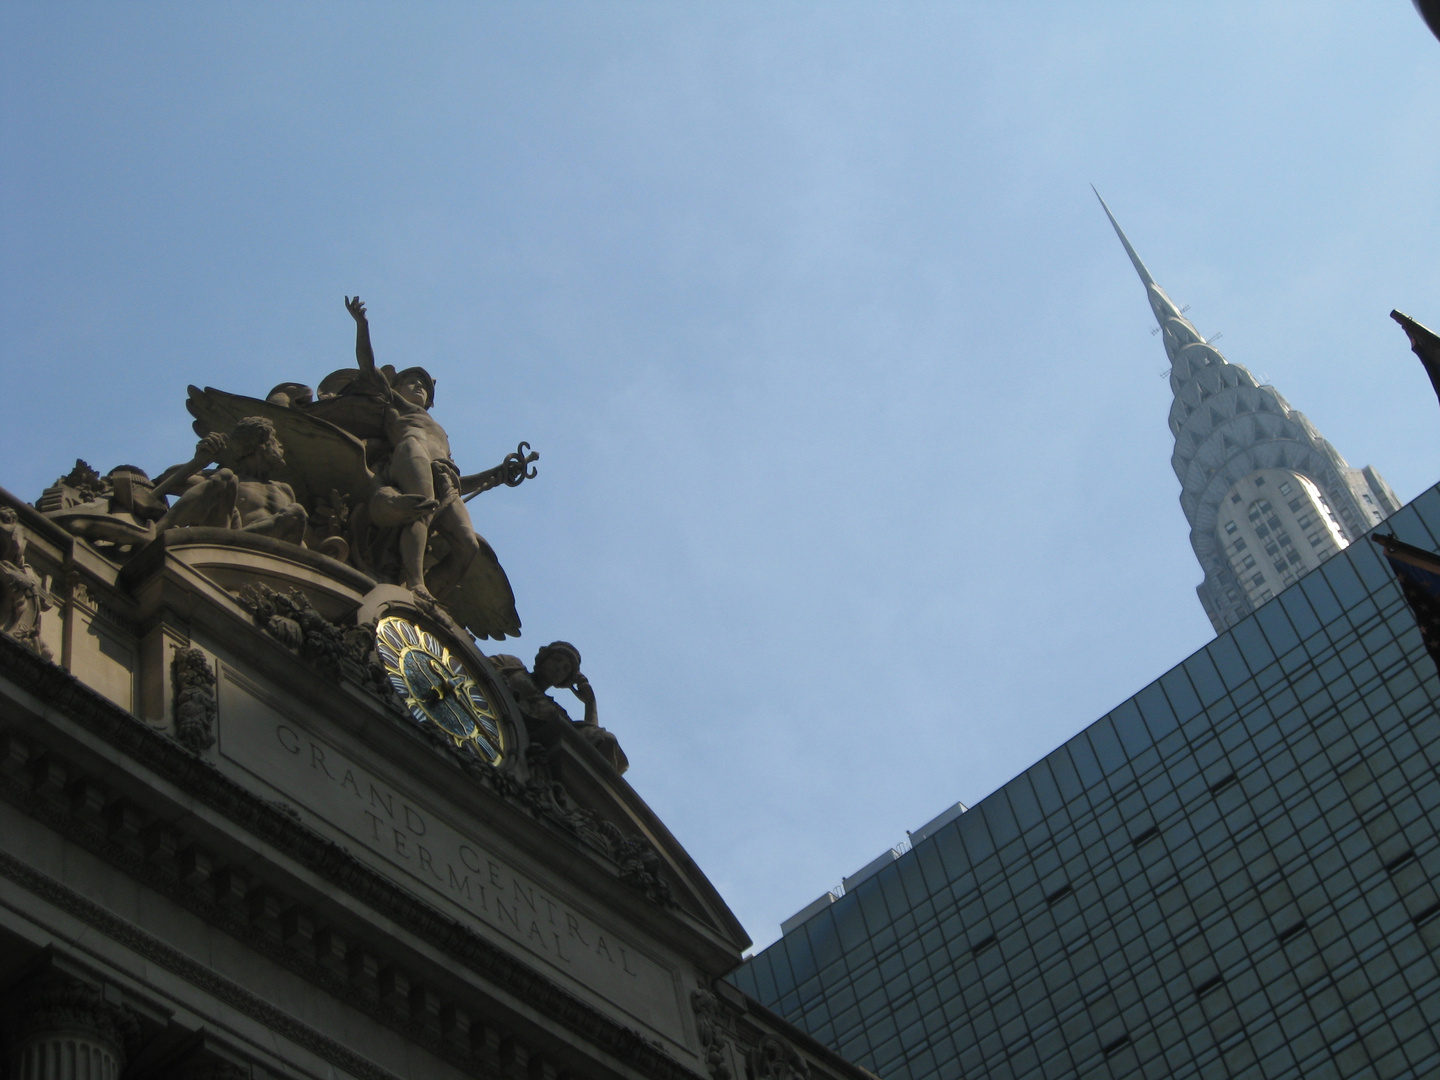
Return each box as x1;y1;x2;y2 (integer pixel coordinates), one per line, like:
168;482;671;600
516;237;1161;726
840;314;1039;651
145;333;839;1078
375;616;504;764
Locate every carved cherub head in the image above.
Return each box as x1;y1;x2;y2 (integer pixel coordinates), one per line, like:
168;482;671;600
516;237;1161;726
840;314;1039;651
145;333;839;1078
532;640;581;691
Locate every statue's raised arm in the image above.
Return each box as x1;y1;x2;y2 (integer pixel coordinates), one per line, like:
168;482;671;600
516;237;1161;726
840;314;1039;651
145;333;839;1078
346;295;378;375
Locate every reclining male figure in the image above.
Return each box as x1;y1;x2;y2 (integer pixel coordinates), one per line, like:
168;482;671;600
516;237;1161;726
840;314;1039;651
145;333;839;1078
149;417;308;544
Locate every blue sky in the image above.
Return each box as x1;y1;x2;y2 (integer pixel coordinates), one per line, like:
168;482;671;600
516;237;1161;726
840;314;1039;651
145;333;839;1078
4;3;1439;952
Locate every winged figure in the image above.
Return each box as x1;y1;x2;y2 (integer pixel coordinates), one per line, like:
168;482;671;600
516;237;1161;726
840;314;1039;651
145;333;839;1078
186;383;524;641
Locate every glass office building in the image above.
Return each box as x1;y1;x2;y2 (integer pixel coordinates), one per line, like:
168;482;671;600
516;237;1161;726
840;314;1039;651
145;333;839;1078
731;485;1440;1079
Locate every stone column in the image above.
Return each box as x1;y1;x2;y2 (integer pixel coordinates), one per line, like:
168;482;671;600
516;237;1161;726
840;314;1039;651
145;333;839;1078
5;976;133;1080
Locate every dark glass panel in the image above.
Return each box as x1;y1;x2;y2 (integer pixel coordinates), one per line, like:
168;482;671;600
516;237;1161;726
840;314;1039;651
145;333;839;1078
1231;619;1277;671
1029;759;1066;818
1185;649;1228;706
1208;632;1253;686
1158;668;1202;725
1278;587;1322;643
983;792;1020;846
1008;775;1044;832
1322;557;1367;609
1047;746;1085;802
1069;735;1105;790
1089;719;1128;772
1300;573;1344;625
1255;602;1300;657
833;892;872;952
1411;489;1440;547
957;807;995;863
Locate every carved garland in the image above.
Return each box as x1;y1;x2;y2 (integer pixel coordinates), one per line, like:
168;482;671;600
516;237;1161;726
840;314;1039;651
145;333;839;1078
171;647;218;752
234;584;392;698
691;984;734;1080
749;1035;811;1080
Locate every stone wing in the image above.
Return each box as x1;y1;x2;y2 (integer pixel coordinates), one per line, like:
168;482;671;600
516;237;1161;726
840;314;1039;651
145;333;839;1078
186;386;374;507
301;392;390;441
447;534;522;641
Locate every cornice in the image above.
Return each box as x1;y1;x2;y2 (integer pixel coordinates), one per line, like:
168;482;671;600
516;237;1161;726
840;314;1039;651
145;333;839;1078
0;846;405;1080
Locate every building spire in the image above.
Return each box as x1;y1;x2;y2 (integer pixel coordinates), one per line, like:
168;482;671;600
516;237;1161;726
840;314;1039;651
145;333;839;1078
1092;186;1155;289
1091;188;1403;636
1093;188;1206;359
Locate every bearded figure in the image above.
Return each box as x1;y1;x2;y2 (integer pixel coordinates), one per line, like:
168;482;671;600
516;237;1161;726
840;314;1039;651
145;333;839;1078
151;417;309;545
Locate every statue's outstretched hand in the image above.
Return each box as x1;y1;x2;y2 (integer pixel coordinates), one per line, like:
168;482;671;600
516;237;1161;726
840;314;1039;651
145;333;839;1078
196;432;228;463
345;295;367;323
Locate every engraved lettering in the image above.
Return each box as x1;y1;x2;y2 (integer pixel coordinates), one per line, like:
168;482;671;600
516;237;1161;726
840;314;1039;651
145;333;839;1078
362;809;384;841
310;743;337;779
368;784;393;819
340;769;362;798
235;717;678;1031
276;725;301;754
495;895;520;931
514;879;536;912
448;865;475;903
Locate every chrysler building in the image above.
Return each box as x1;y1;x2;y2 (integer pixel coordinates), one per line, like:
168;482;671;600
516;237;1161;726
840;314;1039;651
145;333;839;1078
1097;192;1401;632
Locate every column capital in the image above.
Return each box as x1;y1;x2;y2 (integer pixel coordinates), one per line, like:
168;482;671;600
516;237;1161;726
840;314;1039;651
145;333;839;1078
5;971;139;1079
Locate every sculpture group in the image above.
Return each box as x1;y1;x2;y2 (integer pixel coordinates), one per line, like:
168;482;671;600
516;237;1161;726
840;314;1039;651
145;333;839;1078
15;297;633;774
37;297;539;642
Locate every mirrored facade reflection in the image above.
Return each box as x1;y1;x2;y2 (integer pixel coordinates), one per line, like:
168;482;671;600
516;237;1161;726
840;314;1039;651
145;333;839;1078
732;484;1440;1079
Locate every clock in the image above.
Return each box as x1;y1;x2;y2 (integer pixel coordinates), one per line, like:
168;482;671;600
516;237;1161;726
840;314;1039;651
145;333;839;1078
375;615;504;765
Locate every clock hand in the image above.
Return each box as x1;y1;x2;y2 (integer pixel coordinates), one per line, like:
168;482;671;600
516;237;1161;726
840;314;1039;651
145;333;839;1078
416;658;448;703
428;656;473;696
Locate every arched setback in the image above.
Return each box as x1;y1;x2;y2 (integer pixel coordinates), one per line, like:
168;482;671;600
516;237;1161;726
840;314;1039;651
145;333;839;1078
1215;469;1347;608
